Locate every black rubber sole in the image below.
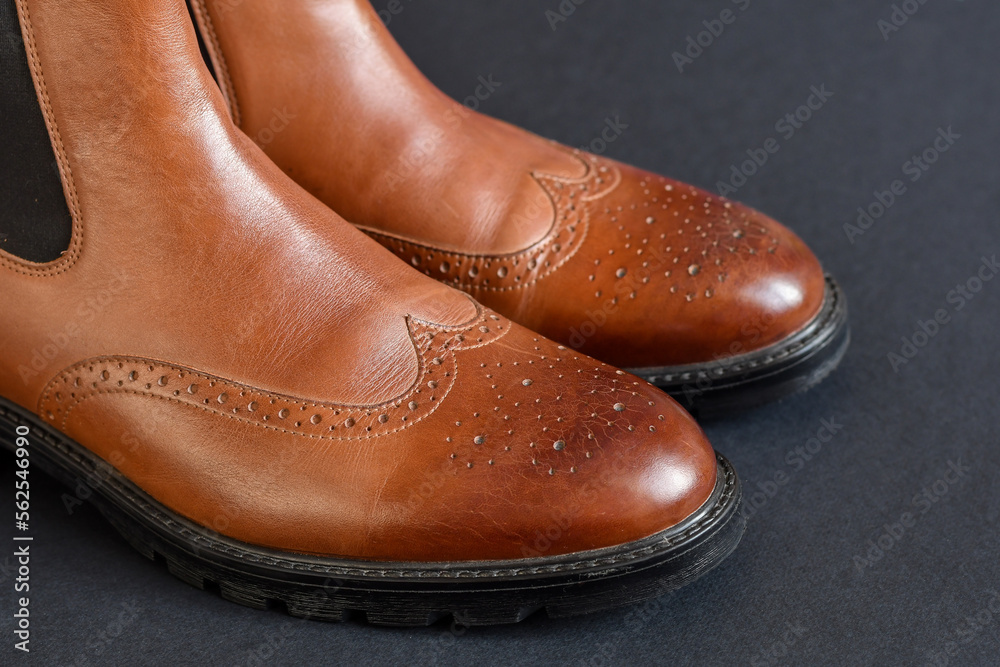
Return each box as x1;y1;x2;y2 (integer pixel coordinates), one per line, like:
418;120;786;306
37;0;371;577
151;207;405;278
630;275;850;419
0;397;744;627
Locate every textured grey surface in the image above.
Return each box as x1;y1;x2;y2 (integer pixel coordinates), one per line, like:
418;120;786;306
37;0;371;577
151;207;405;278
3;1;999;665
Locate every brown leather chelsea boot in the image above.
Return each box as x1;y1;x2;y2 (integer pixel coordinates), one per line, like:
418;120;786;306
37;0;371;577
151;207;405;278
189;0;849;416
0;0;742;625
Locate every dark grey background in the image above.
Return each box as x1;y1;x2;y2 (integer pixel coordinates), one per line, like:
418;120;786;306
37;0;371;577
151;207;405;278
3;1;999;665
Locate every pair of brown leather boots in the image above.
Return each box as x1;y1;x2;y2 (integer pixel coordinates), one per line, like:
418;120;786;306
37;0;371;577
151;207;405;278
0;0;847;626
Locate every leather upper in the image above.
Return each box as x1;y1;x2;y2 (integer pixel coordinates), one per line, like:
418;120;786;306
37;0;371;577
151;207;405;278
0;0;717;562
192;0;827;369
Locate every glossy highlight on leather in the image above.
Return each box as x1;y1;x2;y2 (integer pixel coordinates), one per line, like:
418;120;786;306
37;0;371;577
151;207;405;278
191;0;830;371
0;0;720;566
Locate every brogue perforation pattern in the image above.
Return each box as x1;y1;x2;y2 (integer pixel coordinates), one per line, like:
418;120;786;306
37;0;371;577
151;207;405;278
588;169;781;306
438;342;670;477
363;151;620;293
38;306;511;440
362;150;783;310
38;308;671;465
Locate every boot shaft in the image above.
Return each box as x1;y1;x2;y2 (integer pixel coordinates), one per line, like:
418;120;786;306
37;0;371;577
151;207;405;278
0;0;473;408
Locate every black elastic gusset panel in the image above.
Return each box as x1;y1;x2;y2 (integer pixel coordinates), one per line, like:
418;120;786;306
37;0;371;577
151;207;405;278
0;0;73;263
187;0;218;83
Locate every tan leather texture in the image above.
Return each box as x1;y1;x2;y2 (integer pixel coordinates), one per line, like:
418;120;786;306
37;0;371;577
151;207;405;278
193;0;827;369
0;0;717;562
